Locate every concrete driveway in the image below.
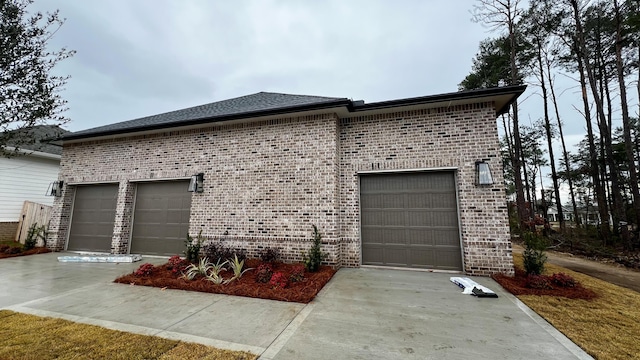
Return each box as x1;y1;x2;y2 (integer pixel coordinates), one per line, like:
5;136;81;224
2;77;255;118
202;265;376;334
0;252;592;359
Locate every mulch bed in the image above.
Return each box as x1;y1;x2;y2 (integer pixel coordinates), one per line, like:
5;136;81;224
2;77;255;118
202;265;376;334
0;247;51;259
115;259;336;303
492;267;598;300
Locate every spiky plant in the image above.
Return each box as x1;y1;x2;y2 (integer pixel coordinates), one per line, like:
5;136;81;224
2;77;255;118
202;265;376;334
303;225;327;272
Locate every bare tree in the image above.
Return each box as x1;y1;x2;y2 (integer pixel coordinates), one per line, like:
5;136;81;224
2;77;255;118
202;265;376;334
473;0;529;231
614;0;640;241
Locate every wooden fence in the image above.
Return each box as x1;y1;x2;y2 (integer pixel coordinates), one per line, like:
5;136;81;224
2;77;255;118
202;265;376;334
15;201;52;245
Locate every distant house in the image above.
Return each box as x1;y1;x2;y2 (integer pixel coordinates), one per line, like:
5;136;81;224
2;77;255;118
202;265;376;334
546;205;574;223
48;86;525;276
0;125;69;241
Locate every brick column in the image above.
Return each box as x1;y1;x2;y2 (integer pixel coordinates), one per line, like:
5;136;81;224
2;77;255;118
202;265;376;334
111;180;135;254
47;185;75;251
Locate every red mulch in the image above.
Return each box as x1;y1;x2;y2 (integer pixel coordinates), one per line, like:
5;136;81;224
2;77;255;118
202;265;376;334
492;267;598;300
0;247;51;259
115;259;336;304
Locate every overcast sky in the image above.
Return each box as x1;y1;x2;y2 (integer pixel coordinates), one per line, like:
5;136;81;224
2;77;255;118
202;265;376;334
33;2;527;126
32;1;638;166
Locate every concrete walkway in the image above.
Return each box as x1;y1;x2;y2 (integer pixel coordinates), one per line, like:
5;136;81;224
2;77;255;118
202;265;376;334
0;252;592;359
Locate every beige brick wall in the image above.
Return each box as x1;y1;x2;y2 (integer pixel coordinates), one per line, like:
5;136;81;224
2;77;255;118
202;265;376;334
0;222;18;242
48;114;342;265
339;103;513;275
48;102;513;275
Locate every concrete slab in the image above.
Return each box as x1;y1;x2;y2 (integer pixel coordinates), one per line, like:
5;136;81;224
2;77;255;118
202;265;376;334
0;252;592;359
166;296;304;348
264;268;591;360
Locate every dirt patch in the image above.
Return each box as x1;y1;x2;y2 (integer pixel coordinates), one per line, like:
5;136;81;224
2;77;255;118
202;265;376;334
0;247;51;259
115;259;336;304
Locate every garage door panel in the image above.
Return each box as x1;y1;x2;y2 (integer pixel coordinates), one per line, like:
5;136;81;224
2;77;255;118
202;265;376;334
383;247;409;266
131;181;191;256
410;249;435;267
382;194;404;208
431;210;459;227
434;229;460;246
407;193;457;209
360;172;462;270
384;210;406;226
362;246;384;264
67;184;118;252
382;228;406;245
407;229;435;245
434;249;463;270
360;193;384;209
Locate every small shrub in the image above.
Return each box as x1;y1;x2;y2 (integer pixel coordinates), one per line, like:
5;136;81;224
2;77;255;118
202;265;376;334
0;245;10;252
134;263;155;276
270;271;289;289
525;274;553;289
225;254;252;283
167;255;188;274
289;264;305;282
168;255;183;267
522;231;548;275
255;263;274;283
203;242;246;266
303;225;327;272
24;223;46;250
550;272;576;288
259;248;280;263
182;257;227;281
204;259;228;285
185;231;204;263
523;247;547;275
5;247;22;254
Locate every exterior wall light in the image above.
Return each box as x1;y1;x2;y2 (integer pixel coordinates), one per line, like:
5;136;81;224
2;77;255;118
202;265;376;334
475;161;494;186
47;180;64;197
188;173;204;193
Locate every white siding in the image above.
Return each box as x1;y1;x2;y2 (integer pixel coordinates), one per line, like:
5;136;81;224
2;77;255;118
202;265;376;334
0;156;60;222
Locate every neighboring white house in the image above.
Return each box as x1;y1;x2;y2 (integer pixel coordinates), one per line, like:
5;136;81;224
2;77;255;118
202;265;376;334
0;125;68;241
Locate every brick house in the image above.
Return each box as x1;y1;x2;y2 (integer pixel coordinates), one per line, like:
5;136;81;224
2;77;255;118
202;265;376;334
48;85;525;275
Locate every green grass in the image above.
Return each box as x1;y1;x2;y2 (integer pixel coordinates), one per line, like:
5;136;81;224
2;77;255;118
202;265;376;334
0;240;21;247
512;253;640;360
0;310;257;360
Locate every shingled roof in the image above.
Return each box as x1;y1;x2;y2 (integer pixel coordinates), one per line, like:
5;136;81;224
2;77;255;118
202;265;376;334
63;85;527;142
64;92;350;140
3;125;69;156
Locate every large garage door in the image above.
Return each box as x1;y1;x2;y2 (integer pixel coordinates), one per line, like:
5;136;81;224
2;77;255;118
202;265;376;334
360;171;462;270
67;184;119;252
130;181;192;256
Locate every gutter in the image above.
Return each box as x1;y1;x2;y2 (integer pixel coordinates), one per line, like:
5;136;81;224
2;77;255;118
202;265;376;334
2;146;61;160
349;85;527;116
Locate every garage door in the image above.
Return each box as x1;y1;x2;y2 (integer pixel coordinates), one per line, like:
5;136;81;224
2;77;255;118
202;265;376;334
67;184;119;252
360;172;462;270
130;181;192;256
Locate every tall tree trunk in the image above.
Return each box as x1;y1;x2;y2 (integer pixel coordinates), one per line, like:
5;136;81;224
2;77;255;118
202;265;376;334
504;0;528;231
596;32;627;242
536;38;564;231
614;0;640;244
570;0;611;244
546;55;580;228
